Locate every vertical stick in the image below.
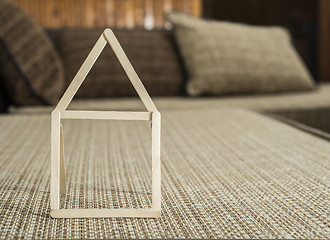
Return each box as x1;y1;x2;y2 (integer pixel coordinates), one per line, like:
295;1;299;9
51;111;61;209
60;124;67;195
151;111;161;211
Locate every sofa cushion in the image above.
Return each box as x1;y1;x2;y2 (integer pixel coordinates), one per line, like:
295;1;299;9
168;12;315;96
0;0;65;106
53;29;185;98
11;84;330;113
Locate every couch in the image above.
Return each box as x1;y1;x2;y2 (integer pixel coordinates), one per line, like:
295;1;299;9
2;28;328;137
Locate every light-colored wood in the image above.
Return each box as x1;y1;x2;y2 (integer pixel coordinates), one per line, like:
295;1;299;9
151;111;161;211
134;0;145;27
153;0;165;28
60;124;66;195
51;111;61;209
105;0;115;26
50;29;161;218
103;29;158;112
144;0;155;29
190;0;202;16
61;111;152;121
50;208;161;218
126;0;135;29
86;0;96;27
55;35;107;111
114;0;128;28
12;0;202;29
56;29;157;113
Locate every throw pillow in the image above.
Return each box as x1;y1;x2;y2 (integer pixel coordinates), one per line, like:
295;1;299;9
0;0;65;105
168;12;315;96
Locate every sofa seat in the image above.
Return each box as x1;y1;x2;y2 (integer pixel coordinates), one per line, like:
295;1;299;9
9;84;330;135
10;84;330;113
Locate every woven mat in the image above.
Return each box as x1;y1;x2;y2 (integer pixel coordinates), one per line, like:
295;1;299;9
0;109;329;239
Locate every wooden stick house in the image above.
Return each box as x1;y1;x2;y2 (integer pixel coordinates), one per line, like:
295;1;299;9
50;29;161;218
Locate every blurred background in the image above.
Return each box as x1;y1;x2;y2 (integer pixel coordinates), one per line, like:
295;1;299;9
1;0;330;136
9;0;329;83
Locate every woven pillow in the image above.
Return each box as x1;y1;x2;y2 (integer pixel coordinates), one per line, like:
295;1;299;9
53;29;185;98
168;12;315;96
0;0;65;105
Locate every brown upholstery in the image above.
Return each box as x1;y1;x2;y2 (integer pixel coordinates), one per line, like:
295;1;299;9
54;29;185;98
168;12;315;96
0;0;65;105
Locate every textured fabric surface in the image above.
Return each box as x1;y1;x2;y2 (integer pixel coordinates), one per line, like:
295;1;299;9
168;12;315;96
54;29;185;98
10;83;330;114
0;109;329;239
0;0;65;105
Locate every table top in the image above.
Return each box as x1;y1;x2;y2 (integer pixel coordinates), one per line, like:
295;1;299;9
0;109;329;239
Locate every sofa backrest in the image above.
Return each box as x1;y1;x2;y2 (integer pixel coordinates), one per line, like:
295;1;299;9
49;29;186;98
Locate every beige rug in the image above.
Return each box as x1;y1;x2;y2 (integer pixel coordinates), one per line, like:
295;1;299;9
0;109;329;239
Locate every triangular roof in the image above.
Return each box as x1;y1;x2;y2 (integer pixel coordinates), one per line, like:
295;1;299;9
55;28;158;112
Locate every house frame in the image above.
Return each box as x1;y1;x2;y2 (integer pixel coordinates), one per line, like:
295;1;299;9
50;29;161;219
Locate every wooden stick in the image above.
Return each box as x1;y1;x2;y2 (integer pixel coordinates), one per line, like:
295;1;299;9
103;29;158;112
55;28;157;113
55;34;107;111
151;111;161;211
51;111;61;209
50;28;162;218
50;208;161;218
60;124;66;195
61;111;152;121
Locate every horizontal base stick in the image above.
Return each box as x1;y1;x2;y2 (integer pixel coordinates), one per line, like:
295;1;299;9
61;111;152;121
50;208;161;218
